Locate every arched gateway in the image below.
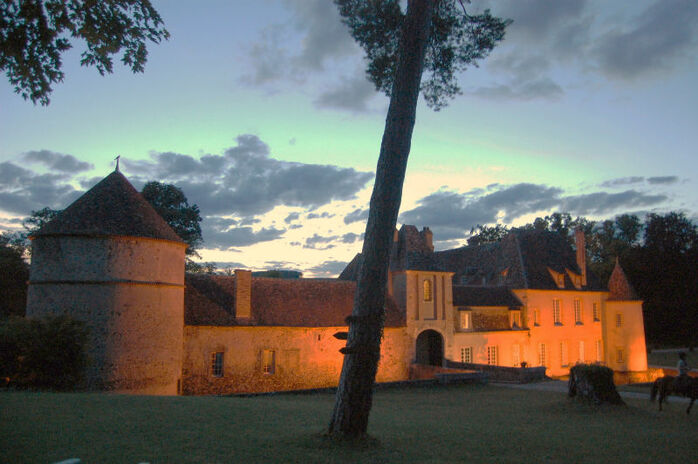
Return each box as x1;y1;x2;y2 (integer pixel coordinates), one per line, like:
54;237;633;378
415;329;444;366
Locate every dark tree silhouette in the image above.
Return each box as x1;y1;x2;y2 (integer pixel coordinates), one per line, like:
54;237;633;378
329;0;509;438
1;0;168;105
141;181;203;258
0;233;29;317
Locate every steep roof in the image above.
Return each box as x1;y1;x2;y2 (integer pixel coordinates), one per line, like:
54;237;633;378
452;286;523;308
607;259;639;300
185;274;405;327
32;171;184;243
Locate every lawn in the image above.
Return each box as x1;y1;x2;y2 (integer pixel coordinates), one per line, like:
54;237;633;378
2;384;697;464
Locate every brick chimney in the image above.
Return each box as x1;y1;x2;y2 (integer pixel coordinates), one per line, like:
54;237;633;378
421;227;434;253
234;269;252;320
574;228;587;286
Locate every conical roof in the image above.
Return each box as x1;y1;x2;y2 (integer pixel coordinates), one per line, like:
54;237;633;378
607;258;638;300
32;170;184;243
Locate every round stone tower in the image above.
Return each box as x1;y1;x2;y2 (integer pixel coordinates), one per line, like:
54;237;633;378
26;170;187;395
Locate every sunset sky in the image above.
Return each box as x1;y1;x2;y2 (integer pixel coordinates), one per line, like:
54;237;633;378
1;0;697;276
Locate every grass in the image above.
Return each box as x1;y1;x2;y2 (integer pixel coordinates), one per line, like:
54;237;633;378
647;349;698;368
2;384;697;464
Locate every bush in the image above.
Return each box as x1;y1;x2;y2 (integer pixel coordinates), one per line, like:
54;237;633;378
0;315;89;390
568;364;624;405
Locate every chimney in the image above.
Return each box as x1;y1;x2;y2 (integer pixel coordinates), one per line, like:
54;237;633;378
421;227;434;253
574;228;587;286
234;269;252;320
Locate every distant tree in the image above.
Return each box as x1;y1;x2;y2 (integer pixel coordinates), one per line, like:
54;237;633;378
0;233;29;318
643;212;697;255
329;0;509;438
1;0;168;105
141;181;203;260
467;224;509;246
22;207;60;236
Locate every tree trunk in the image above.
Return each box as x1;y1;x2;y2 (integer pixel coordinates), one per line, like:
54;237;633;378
328;0;434;438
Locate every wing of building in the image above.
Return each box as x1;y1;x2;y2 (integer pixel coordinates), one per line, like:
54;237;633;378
25;171;648;395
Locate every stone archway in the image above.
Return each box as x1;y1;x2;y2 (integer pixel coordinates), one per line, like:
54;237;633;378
415;329;444;366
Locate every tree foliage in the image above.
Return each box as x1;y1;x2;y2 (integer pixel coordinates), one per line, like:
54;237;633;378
336;0;510;110
1;0;168;105
0;233;29;318
141;181;203;257
467;223;509;246
0;314;89;390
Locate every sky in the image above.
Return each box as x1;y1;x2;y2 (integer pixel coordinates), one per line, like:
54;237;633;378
1;0;697;277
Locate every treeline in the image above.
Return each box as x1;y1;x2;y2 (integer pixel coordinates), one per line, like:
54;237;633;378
469;212;698;347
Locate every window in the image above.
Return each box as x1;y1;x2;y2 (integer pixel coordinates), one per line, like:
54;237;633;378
578;341;585;363
574;299;583;325
510;311;521;329
423;279;432;302
262;349;276;375
615;312;623;328
460;311;472;330
616;348;624;363
487;346;498;365
560;341;569;367
553;299;562;325
593;302;600;322
210;352;224;377
533;308;541;326
512;344;521;367
461;346;473;364
538;343;547;367
595;340;603;363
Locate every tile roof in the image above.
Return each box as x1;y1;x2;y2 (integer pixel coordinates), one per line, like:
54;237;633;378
607;259;639;300
32;171;184;243
452;286;523;308
185;274;405;327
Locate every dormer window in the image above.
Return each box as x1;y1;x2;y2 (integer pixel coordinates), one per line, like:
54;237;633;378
459;310;472;330
510;310;522;329
423;279;432;301
548;268;565;289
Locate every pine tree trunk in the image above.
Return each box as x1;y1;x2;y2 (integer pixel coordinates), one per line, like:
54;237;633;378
328;0;434;438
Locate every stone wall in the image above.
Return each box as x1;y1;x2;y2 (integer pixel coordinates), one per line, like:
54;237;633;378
182;326;410;395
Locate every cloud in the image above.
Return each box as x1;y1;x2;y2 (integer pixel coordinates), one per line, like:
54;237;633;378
559;190;667;215
303;233;338;250
202;220;286;250
284;212;300;224
22;150;94;173
341;232;362;244
600;177;645;187
306;260;350;277
122;134;373;219
344;207;369;225
307;212;334;220
647;176;679;185
314;74;378;112
592;0;698;79
0;161;82;215
400;183;670;241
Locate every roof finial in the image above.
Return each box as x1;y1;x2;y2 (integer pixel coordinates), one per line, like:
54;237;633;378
114;155;120;172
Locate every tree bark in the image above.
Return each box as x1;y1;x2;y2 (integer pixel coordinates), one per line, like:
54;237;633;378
328;0;435;438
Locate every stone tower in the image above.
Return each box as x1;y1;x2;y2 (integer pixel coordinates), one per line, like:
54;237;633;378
26;170;187;394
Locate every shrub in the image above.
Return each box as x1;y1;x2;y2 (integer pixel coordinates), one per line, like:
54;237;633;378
568;363;624;405
0;315;89;390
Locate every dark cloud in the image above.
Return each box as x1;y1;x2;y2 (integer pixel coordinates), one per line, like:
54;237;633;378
341;232;363;244
200;216;284;249
559;190;667;215
22;150;93;173
284;212;300;224
307;211;334;220
401;183;670;241
314;74;378;112
0;161;82;215
344;207;369;225
647;176;679;185
306;260;349;277
472;78;563;100
600;177;645;187
496;0;590;42
303;233;338;250
122;134;373;219
592;0;698;79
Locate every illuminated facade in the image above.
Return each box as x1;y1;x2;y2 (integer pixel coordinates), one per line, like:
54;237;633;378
26;171;648;395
